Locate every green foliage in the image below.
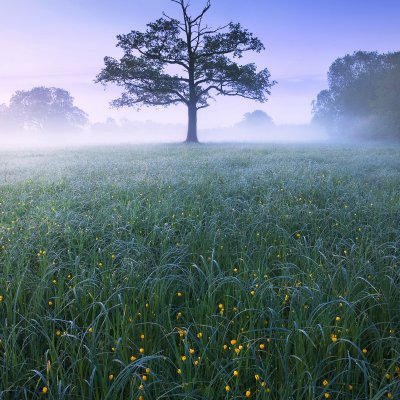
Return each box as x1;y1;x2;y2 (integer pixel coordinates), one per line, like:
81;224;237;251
312;51;400;141
0;144;399;399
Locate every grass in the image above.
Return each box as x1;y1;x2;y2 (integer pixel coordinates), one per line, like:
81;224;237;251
0;143;399;399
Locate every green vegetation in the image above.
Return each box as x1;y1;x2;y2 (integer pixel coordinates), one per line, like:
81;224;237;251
0;144;399;399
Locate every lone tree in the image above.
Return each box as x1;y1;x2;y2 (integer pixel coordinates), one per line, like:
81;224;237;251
96;0;275;143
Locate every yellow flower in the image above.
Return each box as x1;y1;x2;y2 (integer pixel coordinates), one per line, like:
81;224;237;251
245;390;251;397
177;292;182;297
330;334;337;343
140;333;145;340
197;332;203;338
233;370;239;377
42;386;48;394
250;290;255;296
348;384;353;391
385;373;391;380
223;344;228;350
189;348;195;354
181;355;187;361
225;385;230;392
142;375;147;381
218;303;224;309
254;374;260;381
108;374;114;381
230;339;237;345
387;393;393;399
88;327;93;333
130;355;137;362
177;369;181;374
324;394;330;399
335;316;341;322
0;295;3;302
322;379;328;387
234;347;240;355
48;300;53;306
362;348;368;354
55;330;61;337
259;343;265;350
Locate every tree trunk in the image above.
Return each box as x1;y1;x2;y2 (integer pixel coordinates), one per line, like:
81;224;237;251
185;102;198;143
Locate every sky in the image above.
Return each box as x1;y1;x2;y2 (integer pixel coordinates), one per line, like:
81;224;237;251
1;0;399;129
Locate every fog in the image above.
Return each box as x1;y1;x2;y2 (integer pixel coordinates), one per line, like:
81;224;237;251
0;118;331;151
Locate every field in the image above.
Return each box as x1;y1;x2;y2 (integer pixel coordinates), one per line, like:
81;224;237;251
0;144;399;399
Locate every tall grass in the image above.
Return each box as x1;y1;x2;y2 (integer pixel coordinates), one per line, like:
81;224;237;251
0;144;399;399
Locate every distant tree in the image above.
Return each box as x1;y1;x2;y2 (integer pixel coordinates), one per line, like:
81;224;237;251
242;110;274;126
8;87;88;132
96;0;275;143
312;51;400;140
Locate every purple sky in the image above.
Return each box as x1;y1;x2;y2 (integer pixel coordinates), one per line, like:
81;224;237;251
1;0;399;128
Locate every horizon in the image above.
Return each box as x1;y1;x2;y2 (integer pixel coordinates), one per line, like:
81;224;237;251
1;0;399;130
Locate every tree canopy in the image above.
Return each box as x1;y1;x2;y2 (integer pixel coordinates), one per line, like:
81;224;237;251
96;0;275;143
312;51;400;140
1;87;88;133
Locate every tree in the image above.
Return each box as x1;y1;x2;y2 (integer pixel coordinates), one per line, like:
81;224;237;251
96;0;275;143
312;51;400;140
7;87;88;132
242;110;274;126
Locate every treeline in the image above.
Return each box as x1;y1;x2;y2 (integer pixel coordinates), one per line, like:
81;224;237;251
0;87;88;133
312;51;400;141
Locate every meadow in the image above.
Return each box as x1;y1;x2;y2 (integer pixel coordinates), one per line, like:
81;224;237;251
0;143;399;399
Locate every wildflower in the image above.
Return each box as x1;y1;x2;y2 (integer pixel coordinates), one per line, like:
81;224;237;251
362;348;368;354
142;375;147;381
387;393;393;399
52;279;57;284
138;384;143;390
177;292;182;297
234;347;240;355
130;355;137;362
0;295;3;302
177;369;181;374
140;333;145;340
259;343;265;350
255;374;260;381
250;290;255;296
245;390;251;397
176;312;182;320
335;316;341;322
108;374;114;381
48;300;53;306
348;384;353;391
322;379;328;387
225;385;230;392
111;254;116;260
197;332;203;338
230;339;237;345
233;267;238;273
55;330;61;337
42;386;48;394
233;370;239;377
139;348;145;354
88;327;93;333
385;373;391;380
218;303;224;310
324;394;330;399
189;348;195;354
223;344;228;350
330;334;337;343
181;355;187;361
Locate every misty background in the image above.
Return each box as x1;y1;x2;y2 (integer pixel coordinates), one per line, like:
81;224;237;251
0;0;399;147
